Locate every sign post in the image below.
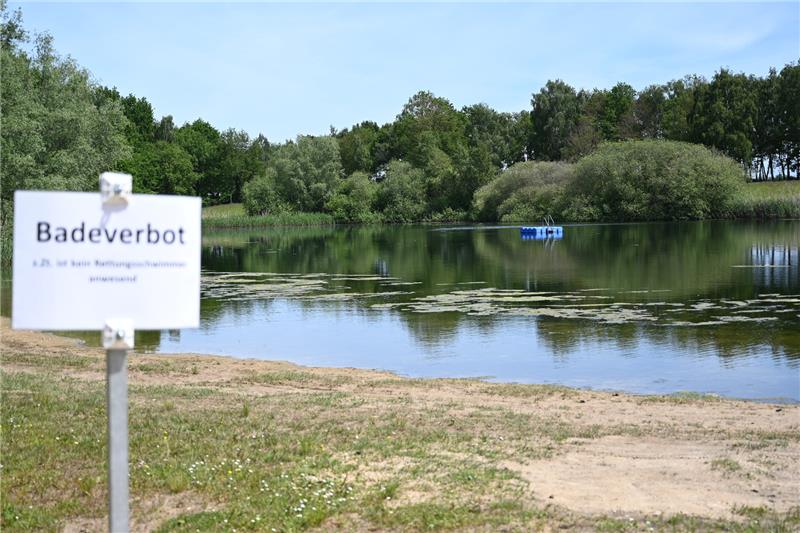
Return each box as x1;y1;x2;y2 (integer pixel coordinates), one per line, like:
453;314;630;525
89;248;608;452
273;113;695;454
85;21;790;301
105;324;131;532
102;174;134;532
12;173;201;532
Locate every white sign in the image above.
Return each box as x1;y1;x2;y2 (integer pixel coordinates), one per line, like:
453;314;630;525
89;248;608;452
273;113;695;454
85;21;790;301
12;190;201;330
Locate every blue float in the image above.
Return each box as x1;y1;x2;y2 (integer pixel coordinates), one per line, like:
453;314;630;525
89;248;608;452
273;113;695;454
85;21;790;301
520;226;563;240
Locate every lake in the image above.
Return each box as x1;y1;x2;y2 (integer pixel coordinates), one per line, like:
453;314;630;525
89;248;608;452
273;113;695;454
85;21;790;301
4;221;799;401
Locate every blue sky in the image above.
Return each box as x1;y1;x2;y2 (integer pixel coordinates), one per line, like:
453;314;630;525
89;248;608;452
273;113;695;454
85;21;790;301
11;1;800;142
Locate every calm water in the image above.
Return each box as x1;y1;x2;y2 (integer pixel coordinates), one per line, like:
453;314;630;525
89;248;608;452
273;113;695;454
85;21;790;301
4;221;799;400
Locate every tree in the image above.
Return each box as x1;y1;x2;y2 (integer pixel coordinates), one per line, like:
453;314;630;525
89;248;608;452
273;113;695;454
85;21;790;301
1;24;130;216
1;22;44;223
249;134;271;164
661;76;705;142
155;115;176;142
392;91;490;211
393;91;468;167
295;135;343;211
463;103;521;168
337;121;379;175
0;0;25;48
123;141;197;195
600;82;636;140
324;171;378;223
776;62;800;178
242;168;286;216
119;94;155;143
374;160;428;222
175;119;222;201
633;84;666;139
216;128;262;203
752;69;781;180
563;89;605;161
562;115;602;162
690;68;758;164
267;136;343;212
529;80;584;160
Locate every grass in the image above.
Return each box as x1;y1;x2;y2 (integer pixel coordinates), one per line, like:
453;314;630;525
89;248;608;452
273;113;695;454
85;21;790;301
3;345;799;532
202;203;335;228
0;368;540;531
637;391;723;404
731;180;800;219
710;457;742;473
237;370;355;388
202;203;248;219
742;180;800;199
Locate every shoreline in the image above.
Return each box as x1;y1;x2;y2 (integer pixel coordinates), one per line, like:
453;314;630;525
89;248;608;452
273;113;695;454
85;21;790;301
2;319;799;531
49;330;800;406
106;349;800;406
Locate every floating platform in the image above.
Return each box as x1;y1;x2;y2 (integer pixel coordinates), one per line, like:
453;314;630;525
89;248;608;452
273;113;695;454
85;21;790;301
520;226;563;240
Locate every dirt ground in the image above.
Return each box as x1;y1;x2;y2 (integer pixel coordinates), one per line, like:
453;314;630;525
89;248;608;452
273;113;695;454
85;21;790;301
2;320;799;529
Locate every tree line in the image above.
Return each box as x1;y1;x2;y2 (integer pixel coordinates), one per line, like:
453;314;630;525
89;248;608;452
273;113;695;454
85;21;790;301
1;2;798;234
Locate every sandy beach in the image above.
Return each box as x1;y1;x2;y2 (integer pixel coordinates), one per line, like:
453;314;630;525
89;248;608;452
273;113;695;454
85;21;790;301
2;319;798;531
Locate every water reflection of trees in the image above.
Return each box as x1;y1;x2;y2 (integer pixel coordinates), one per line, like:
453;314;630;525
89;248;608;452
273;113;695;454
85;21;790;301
203;222;799;299
471;221;800;299
200;222;799;362
749;244;799;289
535;318;799;364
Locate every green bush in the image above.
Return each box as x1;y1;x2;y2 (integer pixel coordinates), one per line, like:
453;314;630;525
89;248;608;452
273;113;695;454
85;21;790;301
560;194;602;222
426;207;469;223
324;171;380;223
473;161;574;222
375;160;428;223
498;183;565;223
568;140;745;221
242;169;288;216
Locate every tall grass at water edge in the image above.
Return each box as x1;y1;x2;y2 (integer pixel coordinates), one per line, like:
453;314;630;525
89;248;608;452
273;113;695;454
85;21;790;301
202;204;335;228
730;181;800;219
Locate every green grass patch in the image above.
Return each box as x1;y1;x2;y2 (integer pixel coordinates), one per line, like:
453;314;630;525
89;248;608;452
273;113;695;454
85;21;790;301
710;457;742;473
637;391;724;404
202;211;335;229
731;181;800;219
364;499;535;531
238;370;354;388
2;369;539;531
741;180;800;200
132;359;190;375
593;508;800;533
202;203;247;219
2;351;96;370
729;430;796;450
4;354;799;532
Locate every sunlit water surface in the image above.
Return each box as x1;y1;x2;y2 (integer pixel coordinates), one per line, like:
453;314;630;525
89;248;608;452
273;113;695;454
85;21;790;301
4;221;799;401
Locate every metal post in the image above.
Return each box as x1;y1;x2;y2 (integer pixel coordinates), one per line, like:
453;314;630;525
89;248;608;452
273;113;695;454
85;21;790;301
107;347;130;532
100;174;134;533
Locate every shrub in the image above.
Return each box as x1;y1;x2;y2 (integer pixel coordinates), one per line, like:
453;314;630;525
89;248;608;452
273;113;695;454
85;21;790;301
426;207;469;223
498;183;565;223
472;161;574;222
325;171;380;223
242;169;288;216
375;160;428;223
568;140;745;221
